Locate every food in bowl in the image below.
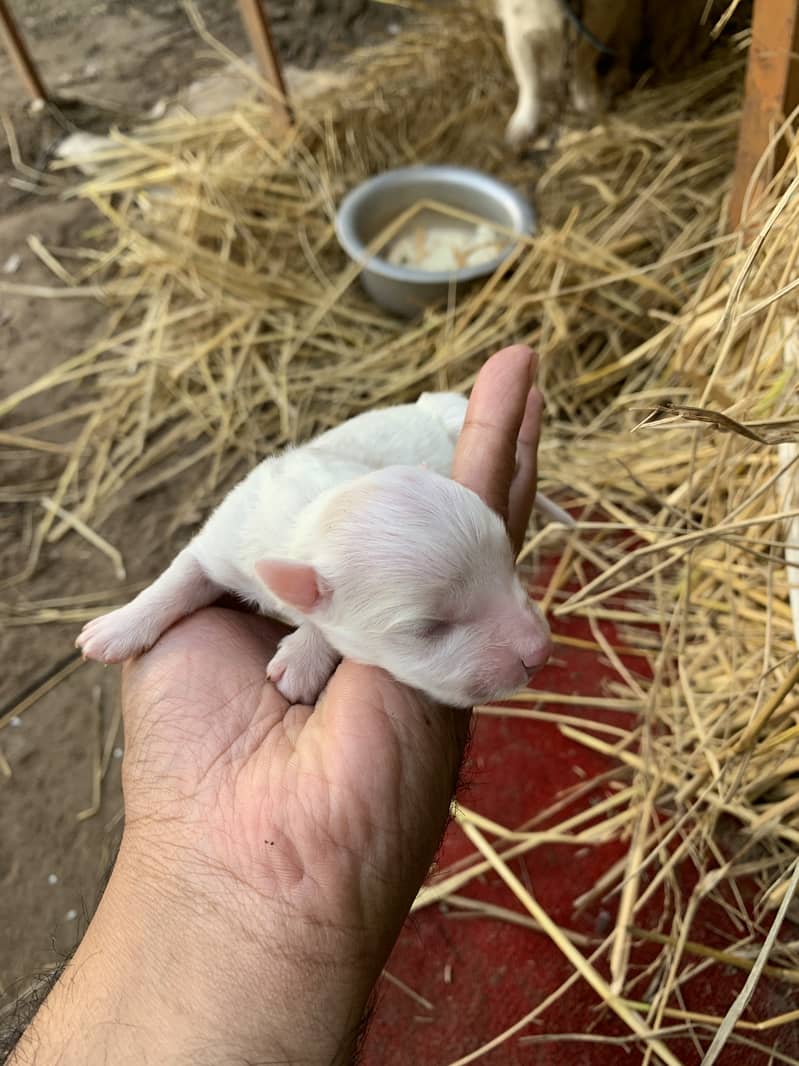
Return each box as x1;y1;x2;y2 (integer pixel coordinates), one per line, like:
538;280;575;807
386;210;510;273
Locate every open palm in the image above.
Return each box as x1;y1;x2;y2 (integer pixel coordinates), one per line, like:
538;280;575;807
121;608;467;956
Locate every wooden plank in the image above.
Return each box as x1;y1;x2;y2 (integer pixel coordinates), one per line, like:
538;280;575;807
0;0;47;103
237;0;292;124
729;0;799;230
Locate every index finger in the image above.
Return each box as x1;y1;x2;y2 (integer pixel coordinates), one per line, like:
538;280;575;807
451;345;537;524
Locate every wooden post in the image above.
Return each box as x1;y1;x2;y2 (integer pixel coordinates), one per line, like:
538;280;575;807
237;0;291;123
729;0;799;230
0;0;47;103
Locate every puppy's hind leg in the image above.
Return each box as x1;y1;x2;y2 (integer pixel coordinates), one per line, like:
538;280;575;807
77;549;221;664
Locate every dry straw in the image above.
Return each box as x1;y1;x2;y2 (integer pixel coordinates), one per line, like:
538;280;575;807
3;0;799;1060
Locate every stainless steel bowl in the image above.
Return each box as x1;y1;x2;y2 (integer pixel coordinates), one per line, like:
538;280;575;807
335;165;535;318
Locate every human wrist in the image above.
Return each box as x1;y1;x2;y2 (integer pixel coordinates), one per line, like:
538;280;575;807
11;835;375;1066
98;835;379;1063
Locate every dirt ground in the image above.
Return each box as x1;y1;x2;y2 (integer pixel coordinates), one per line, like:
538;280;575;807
0;0;412;1011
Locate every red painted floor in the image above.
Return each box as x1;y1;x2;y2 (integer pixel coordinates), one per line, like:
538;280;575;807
361;604;799;1065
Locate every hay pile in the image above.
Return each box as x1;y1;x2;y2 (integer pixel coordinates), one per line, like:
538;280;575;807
3;0;799;1058
0;4;741;553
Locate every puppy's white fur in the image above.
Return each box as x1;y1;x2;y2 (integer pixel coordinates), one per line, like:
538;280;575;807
77;392;552;707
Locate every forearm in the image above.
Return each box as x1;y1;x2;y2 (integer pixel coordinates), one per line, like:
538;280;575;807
8;840;374;1066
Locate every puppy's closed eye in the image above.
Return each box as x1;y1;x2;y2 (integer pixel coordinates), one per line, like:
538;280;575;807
418;620;452;639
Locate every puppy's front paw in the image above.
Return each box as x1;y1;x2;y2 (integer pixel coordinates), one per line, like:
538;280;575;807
267;657;327;705
76;608;153;664
266;627;339;705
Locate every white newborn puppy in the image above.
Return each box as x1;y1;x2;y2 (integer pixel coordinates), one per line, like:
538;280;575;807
77;392;553;707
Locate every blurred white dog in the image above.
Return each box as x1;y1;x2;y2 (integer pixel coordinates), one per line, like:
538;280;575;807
497;0;722;147
497;0;570;146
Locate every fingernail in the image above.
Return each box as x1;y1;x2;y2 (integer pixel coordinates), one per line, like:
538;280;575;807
528;385;545;439
528;349;540;389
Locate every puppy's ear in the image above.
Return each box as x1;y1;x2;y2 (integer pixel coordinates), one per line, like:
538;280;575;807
255;560;332;613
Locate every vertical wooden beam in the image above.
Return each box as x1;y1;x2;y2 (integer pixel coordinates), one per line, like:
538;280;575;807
729;0;799;230
237;0;291;123
0;0;47;103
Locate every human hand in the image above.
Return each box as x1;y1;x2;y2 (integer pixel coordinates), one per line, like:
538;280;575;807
11;345;543;1066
